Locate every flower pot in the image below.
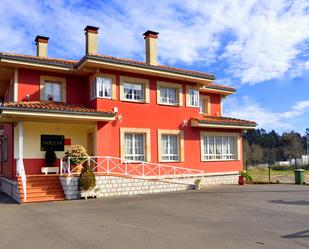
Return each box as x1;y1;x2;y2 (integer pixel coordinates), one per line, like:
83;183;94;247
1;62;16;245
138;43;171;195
238;176;245;185
71;164;84;174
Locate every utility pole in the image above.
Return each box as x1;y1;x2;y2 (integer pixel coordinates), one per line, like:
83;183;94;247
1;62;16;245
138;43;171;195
306;128;309;156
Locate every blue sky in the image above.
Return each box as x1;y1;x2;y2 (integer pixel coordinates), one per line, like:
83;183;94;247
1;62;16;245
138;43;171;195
0;0;308;135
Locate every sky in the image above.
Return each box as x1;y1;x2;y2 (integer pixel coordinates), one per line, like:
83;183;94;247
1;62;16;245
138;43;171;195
0;0;308;135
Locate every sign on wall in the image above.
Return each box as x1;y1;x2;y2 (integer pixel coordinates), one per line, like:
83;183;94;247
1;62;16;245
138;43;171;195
41;135;65;151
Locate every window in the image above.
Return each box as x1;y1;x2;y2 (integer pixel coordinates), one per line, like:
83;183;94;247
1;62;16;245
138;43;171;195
120;128;151;162
160;87;177;105
202;135;237;161
124;83;144;101
188;89;199;107
45;82;61;102
92;77;112;99
158;129;184;162
40;76;66;102
120;76;150;103
199;96;210;114
124;133;145;161
156;81;183;106
161;135;179;161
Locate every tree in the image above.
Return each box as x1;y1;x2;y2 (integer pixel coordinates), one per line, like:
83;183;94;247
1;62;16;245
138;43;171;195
282;132;305;161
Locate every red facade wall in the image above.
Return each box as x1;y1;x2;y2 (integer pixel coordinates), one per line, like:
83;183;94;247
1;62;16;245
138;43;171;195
9;67;243;176
1;124;15;179
18;69;88;105
93;69;243;173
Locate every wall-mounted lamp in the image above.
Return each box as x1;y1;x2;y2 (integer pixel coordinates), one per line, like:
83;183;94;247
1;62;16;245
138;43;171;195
26;94;30;101
182;120;188;128
113;107;118;113
117;114;123;123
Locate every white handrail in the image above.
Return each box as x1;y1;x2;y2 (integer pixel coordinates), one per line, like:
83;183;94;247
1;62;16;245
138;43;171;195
61;156;204;184
16;158;27;202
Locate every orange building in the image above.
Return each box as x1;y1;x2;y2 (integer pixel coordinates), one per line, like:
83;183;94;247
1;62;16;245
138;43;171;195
0;26;256;203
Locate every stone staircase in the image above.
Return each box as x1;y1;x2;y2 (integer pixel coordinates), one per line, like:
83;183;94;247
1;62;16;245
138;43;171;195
18;175;65;203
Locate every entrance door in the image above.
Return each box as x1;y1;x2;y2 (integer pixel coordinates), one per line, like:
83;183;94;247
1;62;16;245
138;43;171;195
87;132;95;156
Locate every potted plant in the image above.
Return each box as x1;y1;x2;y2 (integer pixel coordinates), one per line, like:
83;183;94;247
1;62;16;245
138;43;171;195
194;179;202;190
79;166;97;199
239;170;253;185
64;145;88;174
41;149;59;174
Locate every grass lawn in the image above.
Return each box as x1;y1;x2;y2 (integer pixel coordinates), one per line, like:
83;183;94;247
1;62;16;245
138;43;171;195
247;167;309;183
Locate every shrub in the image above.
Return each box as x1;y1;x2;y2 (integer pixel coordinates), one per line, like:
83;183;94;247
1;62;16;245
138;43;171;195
64;145;88;165
78;166;96;191
239;170;253;182
194;179;202;190
45;149;57;167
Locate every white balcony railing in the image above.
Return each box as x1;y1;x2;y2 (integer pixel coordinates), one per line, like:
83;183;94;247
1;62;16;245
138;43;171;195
60;156;204;185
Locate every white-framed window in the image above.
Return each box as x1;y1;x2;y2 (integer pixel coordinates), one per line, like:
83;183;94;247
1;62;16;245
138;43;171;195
161;134;179;161
124;133;145;161
160;87;177;105
202;135;237;161
45;81;61;102
124;83;144;101
91;77;112;99
199;98;206;113
188;89;199;107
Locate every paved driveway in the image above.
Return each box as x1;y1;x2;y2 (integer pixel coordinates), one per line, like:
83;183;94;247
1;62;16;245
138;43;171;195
0;184;308;249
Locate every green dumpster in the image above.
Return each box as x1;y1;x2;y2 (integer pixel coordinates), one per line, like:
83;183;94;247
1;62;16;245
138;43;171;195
294;169;305;185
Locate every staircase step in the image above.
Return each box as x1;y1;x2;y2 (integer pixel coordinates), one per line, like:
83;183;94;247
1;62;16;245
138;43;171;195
22;196;65;203
17;175;65;203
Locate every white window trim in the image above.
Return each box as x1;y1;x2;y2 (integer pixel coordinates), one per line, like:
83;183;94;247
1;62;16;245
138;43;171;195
158;129;184;162
120;128;151;162
120;76;150;103
156;81;183;106
40;75;66;102
200;131;241;162
186;86;200;107
90;73;116;100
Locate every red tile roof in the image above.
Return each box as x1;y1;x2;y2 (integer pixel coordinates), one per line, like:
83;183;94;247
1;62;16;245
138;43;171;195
88;54;215;79
192;115;257;127
0;52;236;91
205;83;236;92
0;52;77;66
1;101;114;116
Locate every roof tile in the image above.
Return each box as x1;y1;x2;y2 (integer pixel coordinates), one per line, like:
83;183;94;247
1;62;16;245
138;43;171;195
193;115;257;126
1;101;114;115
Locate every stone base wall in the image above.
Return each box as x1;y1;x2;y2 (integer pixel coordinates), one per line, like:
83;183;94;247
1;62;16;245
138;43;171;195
203;172;239;185
60;175;193;200
0;177;21;203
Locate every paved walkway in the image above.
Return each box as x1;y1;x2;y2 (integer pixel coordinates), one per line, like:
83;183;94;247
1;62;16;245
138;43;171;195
0;184;308;249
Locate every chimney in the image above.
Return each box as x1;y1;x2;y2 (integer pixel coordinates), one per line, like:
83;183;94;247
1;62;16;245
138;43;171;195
143;30;159;65
84;25;99;55
35;35;49;57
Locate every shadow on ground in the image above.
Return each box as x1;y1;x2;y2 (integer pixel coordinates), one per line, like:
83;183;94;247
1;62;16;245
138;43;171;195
282;229;309;239
0;193;17;204
270;199;309;206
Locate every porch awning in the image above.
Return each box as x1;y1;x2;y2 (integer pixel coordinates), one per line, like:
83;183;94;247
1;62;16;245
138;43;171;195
191;115;257;130
0;101;116;123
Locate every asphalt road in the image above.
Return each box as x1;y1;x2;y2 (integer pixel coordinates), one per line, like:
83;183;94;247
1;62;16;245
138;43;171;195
0;184;308;249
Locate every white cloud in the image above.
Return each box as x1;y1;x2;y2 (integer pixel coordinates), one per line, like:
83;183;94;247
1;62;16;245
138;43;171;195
0;0;308;84
224;96;309;132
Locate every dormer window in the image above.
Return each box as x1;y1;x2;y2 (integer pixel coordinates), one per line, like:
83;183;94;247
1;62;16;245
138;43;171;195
45;82;61;102
40;76;66;102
